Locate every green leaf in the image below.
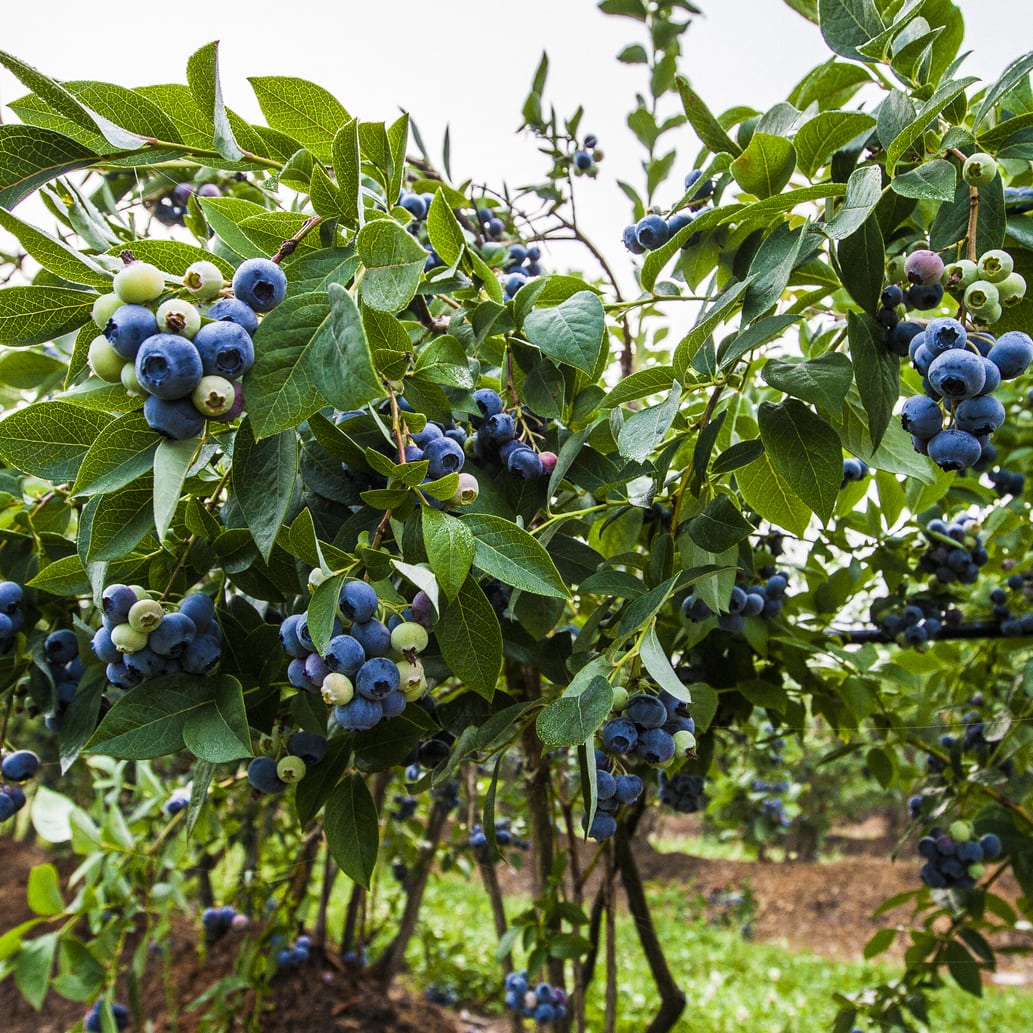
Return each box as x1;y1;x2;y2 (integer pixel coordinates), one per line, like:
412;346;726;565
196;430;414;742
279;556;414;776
885;77;978;175
639;625;691;703
248;76;350;162
730;133;797;199
14;931;57;1011
717;313;800;371
710;439;765;475
306;573;347;656
687;494;755;553
182;676;252;763
642;205;732;292
0;207;109;288
462;514;568;599
758;399;841;524
231;416;298;562
413;335;475;390
864;927;897;959
0;285;94;347
536;676;613;748
309;161;350;219
761;352;853;410
818;0;884;61
427;190;466;268
795;111;876;178
325;773;380;890
82;476;155;562
0;125;100;210
743;222;810;323
974;50;1033;129
71;411;159;498
153;437;198;543
356;219;428;312
0;401;111;481
674;279;750;380
105;238;234;280
930;174;1006;256
616;382;682;462
186;41;243;162
322;283;385;410
422;507;475;601
675;77;741;157
824;163;883;240
0;348;65;389
737;450;813;538
524;291;606;376
837;213;884;313
438;575;503;699
944;940;983;997
891;158;957;201
27;864;64;917
331;120;361;227
600;366;675;408
848;311;899;449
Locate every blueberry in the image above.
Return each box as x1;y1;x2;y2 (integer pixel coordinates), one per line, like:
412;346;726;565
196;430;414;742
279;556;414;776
596;770;617;800
144;394;206;440
622;225;646;255
91;627;121;665
412;423;443;448
123;646;165;677
324;634;366;675
135;334;204;399
205;297;260;336
178;593;215;634
507;447;543;480
148;612;197;656
954;395;1005;435
988;331;1033;380
927;350;985;400
102;584;137;623
44;629;78;664
481;413;517;445
573;150;593;171
614;773;644;804
625;694;668;729
339;580;378;623
350;619;392;658
927;429;982;471
472;388;504;420
232;257;287;313
906;282;944;310
635;214;669;250
905;249;944;286
398;191;427;220
248;756;287;794
333;696;383;731
635;727;676;765
586;812;617;841
900;395;943;439
193;321;255;380
881;284;905;308
925;317;967;355
601;717;638;753
181;635;222;675
1;750;39;782
104;304;159;361
486;217;505;240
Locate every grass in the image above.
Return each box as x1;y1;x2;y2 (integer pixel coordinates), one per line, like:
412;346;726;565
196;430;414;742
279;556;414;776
346;867;1033;1033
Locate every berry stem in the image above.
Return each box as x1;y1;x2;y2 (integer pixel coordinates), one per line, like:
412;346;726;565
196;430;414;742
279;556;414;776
270;216;323;264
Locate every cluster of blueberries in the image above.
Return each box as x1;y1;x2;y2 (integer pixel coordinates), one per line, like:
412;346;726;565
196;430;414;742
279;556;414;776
917;820;1002;890
658;771;706;813
875;600;954;649
989;574;1033;637
0;580;25;655
469;817;531;859
841;456;870;489
0;749;40;823
501;243;544;300
584;750;644;841
898;316;1032;472
469;388;557;482
91;586;222;690
621;170;714;254
600;688;697;767
84;1001;130;1032
89;255;287;440
987;466;1025;497
751;778;792;829
247;731;329;795
916;515;988;586
503;971;568;1026
151;179;222;227
681;571;790;632
475;205;506;242
41;628;84;730
572;134;601;177
274;933;313;970
401;416;478;507
278;579;430;735
201;904;249;944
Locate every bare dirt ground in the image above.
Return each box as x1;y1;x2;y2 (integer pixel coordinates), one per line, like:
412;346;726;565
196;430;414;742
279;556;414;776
1;813;1029;1033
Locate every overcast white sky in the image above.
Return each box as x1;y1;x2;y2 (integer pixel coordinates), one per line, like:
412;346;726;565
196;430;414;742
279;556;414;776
1;0;1031;289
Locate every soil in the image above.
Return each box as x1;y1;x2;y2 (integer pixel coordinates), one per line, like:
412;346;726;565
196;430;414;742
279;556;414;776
1;814;1029;1033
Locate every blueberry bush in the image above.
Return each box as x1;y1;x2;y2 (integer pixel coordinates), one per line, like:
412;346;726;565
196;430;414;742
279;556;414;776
0;1;1031;1031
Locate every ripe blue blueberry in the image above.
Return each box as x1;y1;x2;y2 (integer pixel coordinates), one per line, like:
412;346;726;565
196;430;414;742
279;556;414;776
586;812;617;841
350;618;392;658
232;257;287;313
44;629;78;664
143;395;206;440
573;149;593;171
205;297;260;336
625;694;667;729
615;773;644;804
1;750;40;781
601;717;638;753
324;634;366;675
927;350;986;400
954;395;1005;435
481;412;517;444
596;770;617;800
622;225;645;255
507;447;543;480
193;321;255;380
248;756;287;794
988;331;1033;379
927;429;982;471
905;282;944;310
423;437;465;478
340;580;378;623
104;304;159;361
148;612;197;656
181;635;222;675
178;593;215;634
135;334;204;399
333;696;383;731
900;395;943;439
635;214;669;250
124;647;165;678
925;317;967;355
398;192;427;220
635;727;676;764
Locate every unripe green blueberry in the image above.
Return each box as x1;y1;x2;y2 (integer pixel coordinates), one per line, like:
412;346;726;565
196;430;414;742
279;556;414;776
307;568;329;592
673;729;697;754
885;255;906;283
977;249;1014;283
962;152;998;187
320;672;354;706
111;623;149;653
121;362;145;396
996;271;1026;308
276;755;307;783
942;259;978;293
113;261;166;304
390;621;429;655
949;819;971;842
191;375;236;417
610;686;629;711
88;335;126;383
967;862;985;879
974;300;1002;325
398;659;427;701
965;279;1000;313
92;291;123;329
128;598;164;633
448;472;479;507
156;298;201;338
182;260;225;301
